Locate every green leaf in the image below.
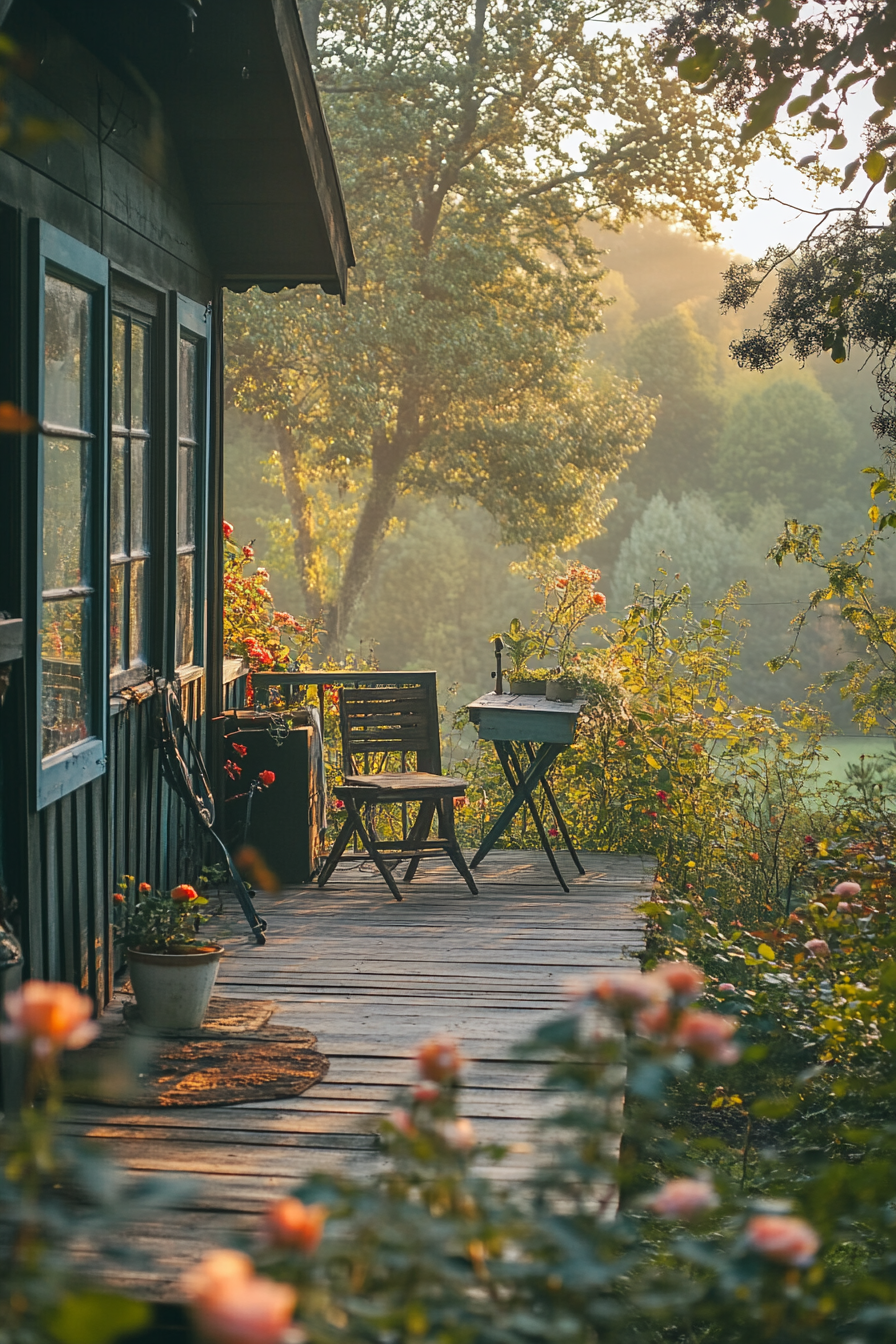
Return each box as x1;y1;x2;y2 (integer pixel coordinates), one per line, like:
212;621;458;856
47;1294;151;1344
677;35;721;85
759;0;798;23
786;94;812;117
864;150;888;182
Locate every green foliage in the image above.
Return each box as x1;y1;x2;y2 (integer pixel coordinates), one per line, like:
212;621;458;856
226;0;756;650
660;0;896;169
622;307;728;499
457;576;833;927
714;379;858;520
223;526;323;671
113;874;210;954
45;1294;150;1344
768;471;896;732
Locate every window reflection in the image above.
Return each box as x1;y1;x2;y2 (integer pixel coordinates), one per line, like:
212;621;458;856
109;310;151;680
41;274;93;760
175;334;201;668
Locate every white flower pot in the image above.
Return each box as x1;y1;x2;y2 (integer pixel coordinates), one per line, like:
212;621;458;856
127;946;224;1030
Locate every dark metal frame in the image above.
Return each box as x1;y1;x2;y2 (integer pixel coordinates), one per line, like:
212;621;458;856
470;741;584;893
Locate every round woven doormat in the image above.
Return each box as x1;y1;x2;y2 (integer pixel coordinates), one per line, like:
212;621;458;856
63;997;329;1108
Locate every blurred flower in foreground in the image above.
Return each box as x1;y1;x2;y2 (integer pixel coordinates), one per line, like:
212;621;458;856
804;939;830;958
182;1249;300;1344
262;1198;326;1254
440;1117;476;1150
746;1214;820;1267
832;880;861;897
416;1037;462;1082
673;1010;740;1064
647;1177;719;1219
1;981;98;1058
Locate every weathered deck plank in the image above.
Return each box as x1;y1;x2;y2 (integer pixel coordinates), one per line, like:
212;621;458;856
68;850;652;1295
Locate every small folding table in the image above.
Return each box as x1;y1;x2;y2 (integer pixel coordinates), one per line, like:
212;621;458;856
465;692;586;892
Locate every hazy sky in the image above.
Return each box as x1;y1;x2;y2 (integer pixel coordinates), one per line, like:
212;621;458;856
716;90;885;259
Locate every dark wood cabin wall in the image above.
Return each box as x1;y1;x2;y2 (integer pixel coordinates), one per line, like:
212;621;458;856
0;10;222;1006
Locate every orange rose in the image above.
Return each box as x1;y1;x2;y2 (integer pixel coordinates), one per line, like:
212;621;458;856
1;980;98;1058
262;1198;326;1254
171;884;200;902
181;1250;298;1344
416;1037;462;1083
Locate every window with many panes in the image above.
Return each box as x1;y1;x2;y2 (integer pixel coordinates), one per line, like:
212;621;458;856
174;300;208;672
110;307;152;686
35;223;108;807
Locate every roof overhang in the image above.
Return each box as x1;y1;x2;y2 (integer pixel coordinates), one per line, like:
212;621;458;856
36;0;355;298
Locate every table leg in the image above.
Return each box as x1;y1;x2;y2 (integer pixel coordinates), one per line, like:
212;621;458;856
469;741;564;869
522;741;585;875
502;742;570;893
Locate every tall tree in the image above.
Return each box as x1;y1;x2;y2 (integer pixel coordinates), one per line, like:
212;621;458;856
226;0;756;652
622;308;728;499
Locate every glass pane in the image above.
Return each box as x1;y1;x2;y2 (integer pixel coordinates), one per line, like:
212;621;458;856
131;322;148;430
41;596;88;757
130;438;149;555
176;442;195;548
43;436;87;590
109;565;125;673
129;559;146;668
179;337;198;441
44;275;91;430
111;315;126;429
175;553;194;668
110;436;126;558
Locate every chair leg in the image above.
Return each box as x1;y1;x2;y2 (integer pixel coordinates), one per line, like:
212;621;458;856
352;805;404;902
403;800;436;882
438;798;478;896
317;812;357;888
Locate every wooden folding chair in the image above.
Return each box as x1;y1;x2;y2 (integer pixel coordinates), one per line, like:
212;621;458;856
316;683;478;900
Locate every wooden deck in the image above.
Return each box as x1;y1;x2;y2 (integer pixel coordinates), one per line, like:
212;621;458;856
66;850;652;1296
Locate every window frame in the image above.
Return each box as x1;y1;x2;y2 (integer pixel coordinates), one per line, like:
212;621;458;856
30;221;109;810
170;295;210;678
108;279;160;694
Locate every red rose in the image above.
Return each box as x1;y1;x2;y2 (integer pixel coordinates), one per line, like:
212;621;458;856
258;770;275;787
113;891;125;905
171;884;199;902
138;882;152;894
243;545;254;559
222;521;234;538
232;742;248;757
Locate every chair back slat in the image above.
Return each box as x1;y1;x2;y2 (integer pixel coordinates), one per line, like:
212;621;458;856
340;685;441;775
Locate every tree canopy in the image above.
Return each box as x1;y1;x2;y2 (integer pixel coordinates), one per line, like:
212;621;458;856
226;0;756;651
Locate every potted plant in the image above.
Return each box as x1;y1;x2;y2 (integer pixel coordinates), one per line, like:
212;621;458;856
115;876;223;1030
496;619;545;695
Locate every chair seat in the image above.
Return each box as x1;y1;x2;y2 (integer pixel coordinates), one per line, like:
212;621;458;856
337;772;467;797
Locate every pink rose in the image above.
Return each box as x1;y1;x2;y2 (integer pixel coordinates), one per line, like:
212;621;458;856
388;1108;417;1139
647;1177;719;1219
804;939;830;958
832;880;861;897
745;1214;820;1267
1;981;98;1058
655;961;704;1001
673;1010;740;1064
592;972;668;1011
413;1080;441;1103
717;983;735;992
182;1250;299;1344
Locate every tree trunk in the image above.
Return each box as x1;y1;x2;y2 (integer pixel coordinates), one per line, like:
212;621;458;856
321;390;421;655
276;423;324;615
